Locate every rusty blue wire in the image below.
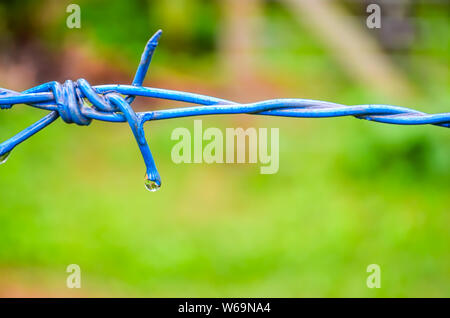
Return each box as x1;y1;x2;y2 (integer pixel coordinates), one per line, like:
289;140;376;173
1;30;449;191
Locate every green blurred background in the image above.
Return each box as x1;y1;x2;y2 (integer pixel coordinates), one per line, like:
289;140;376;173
0;0;448;297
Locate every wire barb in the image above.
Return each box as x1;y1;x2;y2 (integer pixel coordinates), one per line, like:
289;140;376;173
0;30;449;191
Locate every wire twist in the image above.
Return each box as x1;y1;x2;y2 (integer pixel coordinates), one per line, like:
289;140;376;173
1;30;449;191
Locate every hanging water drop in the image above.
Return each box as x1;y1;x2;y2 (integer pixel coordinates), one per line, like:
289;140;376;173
0;151;10;165
145;175;161;192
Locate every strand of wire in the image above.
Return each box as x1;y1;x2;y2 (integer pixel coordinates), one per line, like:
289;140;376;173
2;83;449;127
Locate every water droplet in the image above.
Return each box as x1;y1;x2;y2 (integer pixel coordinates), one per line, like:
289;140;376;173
145;176;161;192
0;152;10;165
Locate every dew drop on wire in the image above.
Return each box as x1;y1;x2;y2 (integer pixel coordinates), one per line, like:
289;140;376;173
0;151;10;165
145;176;161;192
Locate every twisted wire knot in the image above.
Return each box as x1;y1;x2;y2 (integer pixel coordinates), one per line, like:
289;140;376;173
50;79;124;126
52;80;92;125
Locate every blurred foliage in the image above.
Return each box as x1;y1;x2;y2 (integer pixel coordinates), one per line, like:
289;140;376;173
0;0;448;297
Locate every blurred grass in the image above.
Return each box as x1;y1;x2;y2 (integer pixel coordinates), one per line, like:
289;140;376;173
1;113;448;297
0;0;449;297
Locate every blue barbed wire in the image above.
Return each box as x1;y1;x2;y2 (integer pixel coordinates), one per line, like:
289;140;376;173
1;30;449;191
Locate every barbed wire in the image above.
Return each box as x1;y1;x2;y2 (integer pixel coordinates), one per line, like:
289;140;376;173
1;30;449;191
